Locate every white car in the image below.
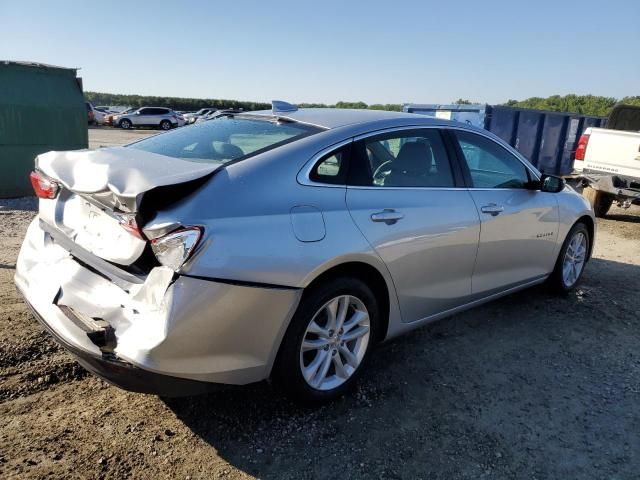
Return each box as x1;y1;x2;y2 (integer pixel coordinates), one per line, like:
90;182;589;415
113;107;186;130
92;108;112;125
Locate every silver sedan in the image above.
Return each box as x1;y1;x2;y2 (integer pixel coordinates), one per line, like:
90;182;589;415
15;104;595;404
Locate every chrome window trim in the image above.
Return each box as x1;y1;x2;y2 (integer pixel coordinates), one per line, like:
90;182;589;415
444;125;541;181
297;138;353;188
298;124;541;189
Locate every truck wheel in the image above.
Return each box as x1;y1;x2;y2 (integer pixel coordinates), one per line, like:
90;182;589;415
583;187;613;217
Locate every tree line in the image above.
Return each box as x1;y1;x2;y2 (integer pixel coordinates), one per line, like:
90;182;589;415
86;91;639;117
85;92;272;112
505;95;640;117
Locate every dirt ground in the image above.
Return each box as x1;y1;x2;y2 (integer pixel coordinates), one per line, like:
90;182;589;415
88;126;158;149
1;131;639;479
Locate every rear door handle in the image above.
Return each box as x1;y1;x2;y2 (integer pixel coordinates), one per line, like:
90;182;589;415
480;204;504;216
371;209;404;225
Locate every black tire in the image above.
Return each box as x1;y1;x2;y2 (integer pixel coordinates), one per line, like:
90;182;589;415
119;118;132;130
548;222;590;293
160;120;172;130
272;277;379;405
583;186;613;217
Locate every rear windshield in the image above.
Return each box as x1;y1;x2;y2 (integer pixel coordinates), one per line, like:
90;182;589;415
128;116;322;164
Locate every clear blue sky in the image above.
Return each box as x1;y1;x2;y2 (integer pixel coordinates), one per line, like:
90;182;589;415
1;0;638;104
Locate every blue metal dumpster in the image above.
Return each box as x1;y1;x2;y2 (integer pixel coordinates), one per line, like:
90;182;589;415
403;104;606;175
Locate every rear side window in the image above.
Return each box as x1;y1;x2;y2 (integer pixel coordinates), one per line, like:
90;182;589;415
349;129;455;188
129;116;322;164
309;146;350;184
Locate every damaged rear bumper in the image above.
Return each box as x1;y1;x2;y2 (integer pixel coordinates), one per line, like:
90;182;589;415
18;293;215;396
15;218;302;395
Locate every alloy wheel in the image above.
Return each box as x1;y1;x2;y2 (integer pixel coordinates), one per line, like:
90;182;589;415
562;231;587;287
299;295;370;391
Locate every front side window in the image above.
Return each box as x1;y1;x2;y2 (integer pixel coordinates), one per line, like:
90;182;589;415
350;129;455;188
129;116;322;164
454;130;529;188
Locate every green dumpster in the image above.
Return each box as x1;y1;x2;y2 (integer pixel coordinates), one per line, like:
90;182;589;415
0;61;88;197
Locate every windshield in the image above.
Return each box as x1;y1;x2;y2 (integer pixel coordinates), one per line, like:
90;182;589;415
128;116;322;164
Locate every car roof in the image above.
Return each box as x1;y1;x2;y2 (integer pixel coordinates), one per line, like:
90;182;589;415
245;108;441;129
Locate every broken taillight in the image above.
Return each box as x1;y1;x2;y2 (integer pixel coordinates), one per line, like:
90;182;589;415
116;214;146;240
150;227;203;271
29;170;60;199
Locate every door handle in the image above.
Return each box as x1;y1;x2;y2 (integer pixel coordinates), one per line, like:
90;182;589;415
480;204;504;216
371;209;404;225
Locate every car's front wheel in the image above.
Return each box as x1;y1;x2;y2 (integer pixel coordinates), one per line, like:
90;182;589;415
548;222;590;293
119;119;132;129
273;277;378;405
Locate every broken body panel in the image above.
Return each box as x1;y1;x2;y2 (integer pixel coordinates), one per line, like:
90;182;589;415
17;145;302;391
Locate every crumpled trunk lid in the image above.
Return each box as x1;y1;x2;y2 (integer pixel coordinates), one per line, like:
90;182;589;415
35;146;219;266
37;146;219;212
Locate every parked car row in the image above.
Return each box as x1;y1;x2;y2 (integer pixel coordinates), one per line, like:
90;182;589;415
87;102;187;130
106;107;186;130
182;108;217;124
86;102;119;126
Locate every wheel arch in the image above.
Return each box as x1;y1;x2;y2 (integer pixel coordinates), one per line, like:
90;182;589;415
302;261;391;343
576;214;595;260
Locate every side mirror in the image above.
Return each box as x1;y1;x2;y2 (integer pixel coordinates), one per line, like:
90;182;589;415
540;174;565;193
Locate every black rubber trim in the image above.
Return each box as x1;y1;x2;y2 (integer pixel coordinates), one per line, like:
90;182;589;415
180;273;300;291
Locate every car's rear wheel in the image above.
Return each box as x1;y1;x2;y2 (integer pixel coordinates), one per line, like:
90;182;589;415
160;120;172;130
273;277;378;405
583;186;613;217
548;222;590;293
119;119;132;129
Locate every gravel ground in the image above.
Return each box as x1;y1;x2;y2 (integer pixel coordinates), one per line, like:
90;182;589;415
1;145;639;478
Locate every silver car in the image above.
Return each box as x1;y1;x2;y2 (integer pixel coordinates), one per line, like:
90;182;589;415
114;106;186;130
16;103;595;404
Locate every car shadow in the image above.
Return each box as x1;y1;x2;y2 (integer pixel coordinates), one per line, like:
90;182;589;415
164;257;640;479
604;212;640;224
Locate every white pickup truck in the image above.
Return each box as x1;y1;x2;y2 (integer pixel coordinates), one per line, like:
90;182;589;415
573;104;640;217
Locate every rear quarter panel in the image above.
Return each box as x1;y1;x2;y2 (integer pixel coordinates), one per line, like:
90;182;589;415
145;132;403;336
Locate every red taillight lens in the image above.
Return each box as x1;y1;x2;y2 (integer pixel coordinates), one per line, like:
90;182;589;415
29;170;59;199
116;214;146;240
575;134;589;161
